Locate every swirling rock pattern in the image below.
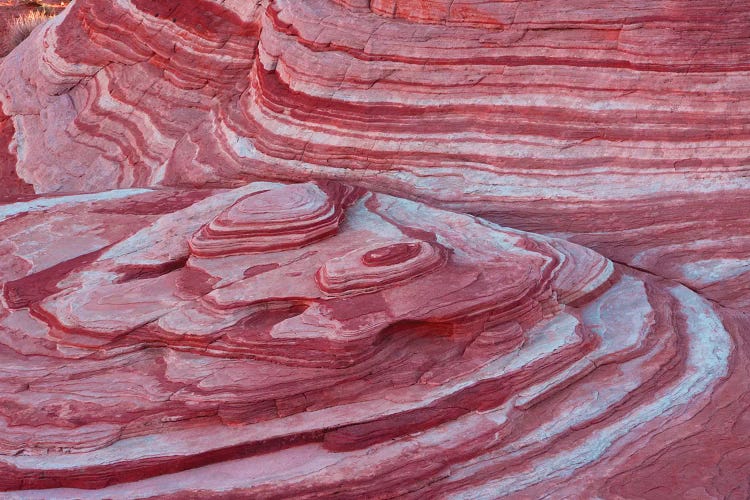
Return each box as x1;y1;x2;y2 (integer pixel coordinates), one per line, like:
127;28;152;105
0;0;748;497
0;182;746;498
189;182;358;257
316;240;448;296
2;0;750;312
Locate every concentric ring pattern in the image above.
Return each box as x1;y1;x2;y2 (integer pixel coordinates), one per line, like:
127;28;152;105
0;1;749;498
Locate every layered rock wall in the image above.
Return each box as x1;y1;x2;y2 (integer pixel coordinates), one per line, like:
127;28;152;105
0;184;746;498
0;0;749;497
2;0;750;311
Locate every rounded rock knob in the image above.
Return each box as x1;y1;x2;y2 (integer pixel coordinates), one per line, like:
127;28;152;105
317;240;447;296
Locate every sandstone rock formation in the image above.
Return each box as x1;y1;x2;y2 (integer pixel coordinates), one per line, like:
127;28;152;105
0;0;749;498
2;0;750;313
0;182;746;498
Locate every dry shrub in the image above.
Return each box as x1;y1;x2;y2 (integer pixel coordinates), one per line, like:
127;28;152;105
1;9;55;57
13;1;69;11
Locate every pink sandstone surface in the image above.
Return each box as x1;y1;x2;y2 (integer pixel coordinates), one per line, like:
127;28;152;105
0;0;749;498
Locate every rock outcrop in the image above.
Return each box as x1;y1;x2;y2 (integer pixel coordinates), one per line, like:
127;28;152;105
2;0;750;313
0;183;746;498
0;0;749;497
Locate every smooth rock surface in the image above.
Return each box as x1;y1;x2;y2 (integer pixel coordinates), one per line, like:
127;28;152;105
2;0;750;311
0;0;749;497
0;183;746;498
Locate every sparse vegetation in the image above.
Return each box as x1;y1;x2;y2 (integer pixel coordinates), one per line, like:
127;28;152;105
25;1;69;15
8;10;53;49
0;1;68;57
12;0;68;6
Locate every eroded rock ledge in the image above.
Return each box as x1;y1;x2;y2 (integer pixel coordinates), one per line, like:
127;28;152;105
0;183;745;498
1;0;750;312
0;0;749;497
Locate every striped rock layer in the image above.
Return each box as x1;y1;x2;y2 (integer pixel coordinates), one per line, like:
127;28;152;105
0;183;746;499
0;0;748;497
1;0;750;310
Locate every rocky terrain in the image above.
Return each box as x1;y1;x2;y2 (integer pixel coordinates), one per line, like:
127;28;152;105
0;0;748;498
